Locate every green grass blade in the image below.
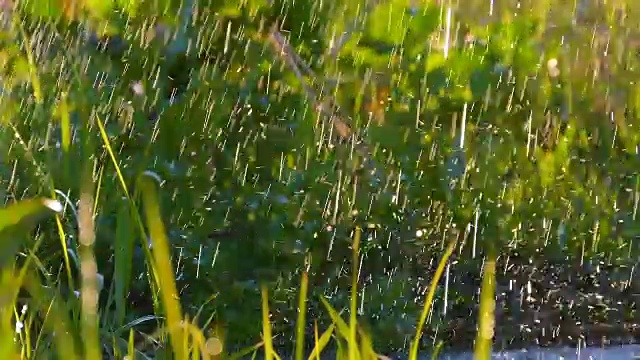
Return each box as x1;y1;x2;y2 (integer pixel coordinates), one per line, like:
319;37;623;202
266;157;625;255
307;322;334;360
0;198;62;231
15;21;42;104
93;111;162;318
53;214;76;303
350;227;361;360
95;115;130;199
128;328;136;360
137;171;185;359
409;237;457;360
56;91;72;153
319;296;350;338
183;319;209;360
294;271;309;360
77;182;101;360
356;327;378;360
261;285;275;360
473;254;497;360
430;341;444;360
0;198;62;268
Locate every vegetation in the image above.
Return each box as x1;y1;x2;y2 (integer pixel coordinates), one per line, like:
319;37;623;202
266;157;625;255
0;0;638;359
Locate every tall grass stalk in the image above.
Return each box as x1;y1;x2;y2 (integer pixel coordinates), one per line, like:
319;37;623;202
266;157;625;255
77;176;101;360
294;270;309;360
349;227;362;360
409;236;458;360
261;285;276;360
138;172;186;359
473;253;497;360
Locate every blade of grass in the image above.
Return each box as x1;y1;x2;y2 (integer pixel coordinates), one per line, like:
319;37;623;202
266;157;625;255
430;341;444;360
137;171;185;360
53;214;76;300
319;297;349;339
77;175;101;360
128;328;136;360
182;318;209;360
356;328;378;360
409;236;458;360
0;198;62;269
473;253;496;360
95;115;130;199
350;227;361;360
0;198;62;230
93;111;162;316
313;321;320;360
307;321;334;360
294;271;309;360
261;285;275;360
56;91;72;153
14;20;42;104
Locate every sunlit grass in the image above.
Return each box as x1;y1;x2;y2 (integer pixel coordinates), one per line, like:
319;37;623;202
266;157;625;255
1;0;639;359
0;193;465;359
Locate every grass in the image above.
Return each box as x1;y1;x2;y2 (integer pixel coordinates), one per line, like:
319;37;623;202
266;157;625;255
0;191;475;359
1;0;639;358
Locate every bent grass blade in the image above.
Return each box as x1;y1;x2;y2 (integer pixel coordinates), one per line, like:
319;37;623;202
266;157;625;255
409;237;458;360
0;198;63;269
137;172;186;359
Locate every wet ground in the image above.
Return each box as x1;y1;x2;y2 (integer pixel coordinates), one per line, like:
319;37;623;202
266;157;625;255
413;254;639;350
428;344;640;360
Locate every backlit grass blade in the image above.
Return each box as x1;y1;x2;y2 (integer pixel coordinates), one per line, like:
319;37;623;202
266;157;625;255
473;254;497;360
294;271;309;360
350;227;361;360
77;182;101;360
56;91;72;153
319;296;350;338
137;171;185;359
94;111;162;316
0;198;62;268
409;237;457;360
430;341;444;360
15;21;42;104
307;322;334;360
0;198;62;230
356;328;378;360
95;114;130;198
261;285;275;360
182;318;209;360
128;328;136;360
